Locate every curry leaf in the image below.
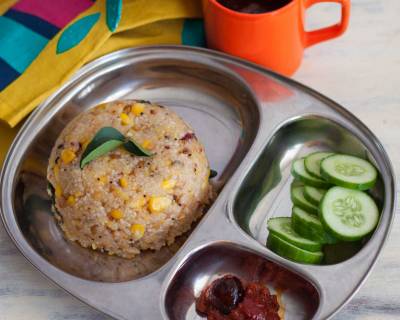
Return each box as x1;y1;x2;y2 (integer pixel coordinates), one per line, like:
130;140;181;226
47;182;56;206
80;127;125;168
80;126;152;168
80;140;123;168
124;138;153;157
210;169;218;178
81;127;124;157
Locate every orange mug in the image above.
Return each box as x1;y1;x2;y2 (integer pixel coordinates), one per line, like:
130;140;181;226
202;0;351;75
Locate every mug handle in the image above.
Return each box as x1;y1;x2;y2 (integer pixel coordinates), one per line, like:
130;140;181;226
304;0;351;47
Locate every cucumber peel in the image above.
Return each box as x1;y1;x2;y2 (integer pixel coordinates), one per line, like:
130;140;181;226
267;233;324;264
305;152;334;179
292;206;337;244
268;217;322;252
291;158;331;188
291;186;319;215
304;185;327;206
321;154;377;190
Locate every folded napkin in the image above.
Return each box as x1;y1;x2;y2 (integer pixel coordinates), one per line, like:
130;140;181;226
0;0;205;165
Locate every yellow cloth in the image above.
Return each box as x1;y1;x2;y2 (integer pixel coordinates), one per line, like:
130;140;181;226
0;0;202;166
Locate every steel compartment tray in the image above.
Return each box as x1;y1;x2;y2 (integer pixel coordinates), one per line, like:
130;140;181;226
0;46;396;320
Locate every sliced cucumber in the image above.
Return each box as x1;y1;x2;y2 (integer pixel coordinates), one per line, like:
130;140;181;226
305;152;334;179
304;186;327;206
292;206;337;244
267;217;322;252
291;186;319;215
320;186;379;241
291;158;331;188
291;179;304;189
267;233;323;264
320;154;377;190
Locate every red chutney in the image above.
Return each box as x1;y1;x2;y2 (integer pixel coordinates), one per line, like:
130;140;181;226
196;275;280;320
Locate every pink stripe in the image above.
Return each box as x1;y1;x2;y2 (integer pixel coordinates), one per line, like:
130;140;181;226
13;0;94;28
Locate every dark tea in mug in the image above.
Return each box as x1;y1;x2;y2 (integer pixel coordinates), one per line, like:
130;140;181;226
216;0;292;14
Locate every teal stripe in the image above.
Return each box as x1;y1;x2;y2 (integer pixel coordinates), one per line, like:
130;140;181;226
0;16;48;73
181;19;206;47
57;13;100;54
106;0;122;32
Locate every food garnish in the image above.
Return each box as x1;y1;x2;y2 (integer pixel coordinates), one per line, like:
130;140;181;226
80;126;152;168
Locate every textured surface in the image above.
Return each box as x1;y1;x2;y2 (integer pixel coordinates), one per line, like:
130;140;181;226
47;100;212;259
0;0;399;319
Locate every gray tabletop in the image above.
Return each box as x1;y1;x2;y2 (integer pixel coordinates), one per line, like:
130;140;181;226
0;0;399;319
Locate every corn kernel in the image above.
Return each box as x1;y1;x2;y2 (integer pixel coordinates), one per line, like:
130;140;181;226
98;175;108;184
120;113;131;125
161;179;176;190
114;188;129;201
110;209;123;220
142;140;153;150
130;224;145;238
95;103;107;111
61;149;76;164
67;195;76;205
119;177;128;188
55;184;63;198
53;164;60;180
148;196;171;213
129;196;146;209
131;103;145;116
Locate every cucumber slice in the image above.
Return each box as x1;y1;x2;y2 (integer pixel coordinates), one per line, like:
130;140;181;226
267;233;323;264
305;152;334;179
291;158;331;188
292;206;337;244
320;186;379;241
267;217;322;252
320;154;377;190
291;186;319;215
304;186;327;206
291;179;304;189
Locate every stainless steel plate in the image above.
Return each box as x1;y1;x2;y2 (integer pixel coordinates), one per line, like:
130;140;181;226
0;46;396;320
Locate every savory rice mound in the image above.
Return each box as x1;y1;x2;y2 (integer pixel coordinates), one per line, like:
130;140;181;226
47;100;213;259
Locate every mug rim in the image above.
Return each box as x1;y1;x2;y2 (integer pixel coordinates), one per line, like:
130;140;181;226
207;0;296;19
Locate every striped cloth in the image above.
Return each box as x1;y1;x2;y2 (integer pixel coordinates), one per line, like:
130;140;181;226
0;0;95;90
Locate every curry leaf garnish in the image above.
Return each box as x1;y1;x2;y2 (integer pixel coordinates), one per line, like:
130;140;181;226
210;169;218;178
80;127;152;168
124;138;153;157
47;182;56;206
80;140;124;168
